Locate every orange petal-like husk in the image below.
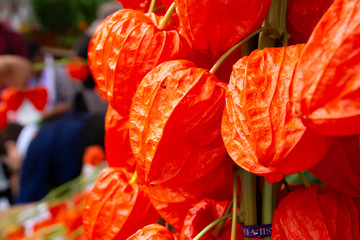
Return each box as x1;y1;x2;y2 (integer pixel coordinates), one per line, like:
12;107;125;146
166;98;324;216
127;224;175;240
83;168;158;239
291;0;360;135
272;185;360;240
105;106;136;171
287;0;334;44
175;0;271;57
130;60;227;184
88;9;191;117
222;45;331;183
310;135;360;197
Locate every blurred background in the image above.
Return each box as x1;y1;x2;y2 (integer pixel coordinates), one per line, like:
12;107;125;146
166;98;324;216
0;1;125;238
1;0;111;51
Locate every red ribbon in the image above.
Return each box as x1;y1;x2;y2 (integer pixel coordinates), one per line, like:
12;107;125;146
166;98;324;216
1;87;48;111
0;87;48;129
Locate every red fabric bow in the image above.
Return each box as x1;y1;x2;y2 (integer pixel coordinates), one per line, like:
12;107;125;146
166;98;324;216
1;87;48;111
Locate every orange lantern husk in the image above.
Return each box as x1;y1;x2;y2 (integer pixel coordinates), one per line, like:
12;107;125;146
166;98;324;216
287;0;334;44
127;224;176;240
291;0;360;136
105;106;136;171
272;185;360;239
83;167;159;240
175;0;271;58
310;135;360;197
129;60;227;185
222;45;332;183
88;9;192;117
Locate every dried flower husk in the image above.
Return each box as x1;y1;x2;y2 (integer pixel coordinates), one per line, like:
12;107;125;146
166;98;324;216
222;45;331;183
175;0;271;57
129;60;227;184
272;185;360;240
127;224;176;240
180;198;244;240
88;9;192;117
310;135;360;197
105;106;136;170
287;0;334;44
83;168;159;240
291;0;360;135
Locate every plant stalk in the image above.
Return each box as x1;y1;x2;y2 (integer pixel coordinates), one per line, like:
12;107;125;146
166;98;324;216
148;0;156;13
129;171;138;185
231;167;238;240
210;26;273;75
239;168;257;240
298;172;311;188
159;3;175;30
212;200;233;236
193;213;232;240
262;179;279;240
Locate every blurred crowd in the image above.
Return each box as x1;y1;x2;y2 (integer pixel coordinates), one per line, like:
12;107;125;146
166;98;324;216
0;1;123;209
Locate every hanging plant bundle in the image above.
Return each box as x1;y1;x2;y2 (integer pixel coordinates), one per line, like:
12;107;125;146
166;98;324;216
88;9;192;117
222;45;331;183
71;0;360;239
291;0;360;136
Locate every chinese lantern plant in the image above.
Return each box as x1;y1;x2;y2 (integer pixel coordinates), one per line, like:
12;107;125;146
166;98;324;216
291;0;360;136
272;185;360;239
222;45;331;183
83;168;159;240
129;60;228;185
180;198;245;240
105;106;136;170
286;0;334;44
175;0;271;58
310;135;360;198
88;5;192;117
127;224;176;240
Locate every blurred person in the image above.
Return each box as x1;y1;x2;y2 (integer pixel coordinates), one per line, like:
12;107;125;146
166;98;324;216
0;112;105;204
71;1;123;116
0;22;28;57
0;55;32;90
0;123;22;208
27;43;81;119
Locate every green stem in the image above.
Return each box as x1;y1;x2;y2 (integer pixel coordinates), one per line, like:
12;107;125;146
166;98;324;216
210;26;273;75
129;171;138;185
212;200;233;236
279;0;289;46
148;0;156;13
282;177;291;192
258;0;280;49
159;2;175;30
193;213;232;240
239;168;257;240
298;172;311;188
259;0;289;48
262;179;279;240
154;5;165;12
231;167;238;240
